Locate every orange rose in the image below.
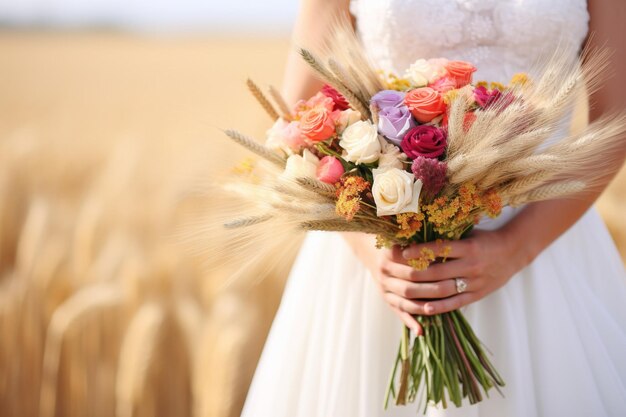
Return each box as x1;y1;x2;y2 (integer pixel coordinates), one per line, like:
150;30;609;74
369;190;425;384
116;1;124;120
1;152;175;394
404;87;447;124
445;60;477;88
300;107;335;142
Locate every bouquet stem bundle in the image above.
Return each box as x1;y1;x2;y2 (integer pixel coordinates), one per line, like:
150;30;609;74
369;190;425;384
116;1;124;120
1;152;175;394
386;312;504;410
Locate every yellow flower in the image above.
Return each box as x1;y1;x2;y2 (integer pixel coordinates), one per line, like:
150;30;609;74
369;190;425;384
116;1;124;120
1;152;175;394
232;157;259;183
375;235;394;249
377;70;412;91
395;212;425;239
475;81;489;88
408;247;436;271
510;73;531;87
490;81;506;91
335;176;370;221
442;89;460;105
435;239;452;259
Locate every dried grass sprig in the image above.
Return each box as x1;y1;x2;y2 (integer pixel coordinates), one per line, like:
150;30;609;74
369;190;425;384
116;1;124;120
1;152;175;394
296;177;336;197
300;219;395;236
327;58;368;105
246;78;280;121
224;214;273;229
498;171;556;199
268;85;293;121
299;48;371;118
507;181;586;206
223;129;285;167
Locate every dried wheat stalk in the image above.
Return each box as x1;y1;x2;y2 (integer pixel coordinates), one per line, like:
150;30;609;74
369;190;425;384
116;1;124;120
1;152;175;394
296;176;337;197
267;85;293;121
224;214;273;229
299;49;371;118
246;78;280;121
223;129;286;167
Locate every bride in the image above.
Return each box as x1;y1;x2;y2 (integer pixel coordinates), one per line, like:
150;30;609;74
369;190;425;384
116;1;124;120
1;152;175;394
241;0;626;416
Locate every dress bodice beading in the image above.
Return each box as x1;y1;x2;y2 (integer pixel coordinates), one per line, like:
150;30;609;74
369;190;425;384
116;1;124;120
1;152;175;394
350;0;589;83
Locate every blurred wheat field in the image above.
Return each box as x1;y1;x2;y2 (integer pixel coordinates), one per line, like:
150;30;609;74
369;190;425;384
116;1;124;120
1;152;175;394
0;31;625;417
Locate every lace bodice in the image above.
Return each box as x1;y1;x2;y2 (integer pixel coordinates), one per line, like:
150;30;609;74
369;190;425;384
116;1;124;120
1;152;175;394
351;0;589;228
350;0;589;83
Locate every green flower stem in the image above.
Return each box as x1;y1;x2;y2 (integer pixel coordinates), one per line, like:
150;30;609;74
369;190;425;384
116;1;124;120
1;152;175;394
445;314;482;402
384;343;402;409
396;325;411;405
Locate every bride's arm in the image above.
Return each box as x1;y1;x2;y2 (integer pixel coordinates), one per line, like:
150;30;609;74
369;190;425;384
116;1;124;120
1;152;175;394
384;0;626;332
281;0;352;105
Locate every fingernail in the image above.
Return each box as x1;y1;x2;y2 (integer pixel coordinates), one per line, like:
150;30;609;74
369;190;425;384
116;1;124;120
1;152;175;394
411;327;419;337
402;250;410;259
425;305;434;314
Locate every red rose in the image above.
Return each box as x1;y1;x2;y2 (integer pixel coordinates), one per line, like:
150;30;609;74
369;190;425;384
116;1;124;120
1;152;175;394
321;85;350;111
445;61;477;88
401;125;447;160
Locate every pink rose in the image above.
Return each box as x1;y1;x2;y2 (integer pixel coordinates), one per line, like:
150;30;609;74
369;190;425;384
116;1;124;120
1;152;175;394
294;92;335;116
283;121;306;150
430;76;457;93
445;61;477;88
473;86;515;111
401;125;447;159
300;107;336;142
404;87;447;123
316;156;345;184
266;119;306;153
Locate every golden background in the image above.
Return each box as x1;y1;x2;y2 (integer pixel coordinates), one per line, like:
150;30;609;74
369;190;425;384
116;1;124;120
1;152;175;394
0;32;624;417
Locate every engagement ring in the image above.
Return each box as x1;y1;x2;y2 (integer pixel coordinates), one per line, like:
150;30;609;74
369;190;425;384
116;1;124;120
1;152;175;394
455;278;468;294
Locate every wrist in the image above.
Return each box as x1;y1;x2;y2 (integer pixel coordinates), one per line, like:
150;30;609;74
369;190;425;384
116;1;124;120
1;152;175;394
497;221;540;272
340;232;381;271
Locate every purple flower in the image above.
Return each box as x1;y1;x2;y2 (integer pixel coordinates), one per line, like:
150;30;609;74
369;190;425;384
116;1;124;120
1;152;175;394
377;106;416;146
401;125;447;160
370;90;406;110
412;156;447;200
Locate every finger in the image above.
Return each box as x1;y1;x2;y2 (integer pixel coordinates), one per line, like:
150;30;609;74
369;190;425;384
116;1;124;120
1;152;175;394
382;276;459;299
423;292;476;315
390;306;422;336
384;258;477;282
383;291;428;315
402;239;477;260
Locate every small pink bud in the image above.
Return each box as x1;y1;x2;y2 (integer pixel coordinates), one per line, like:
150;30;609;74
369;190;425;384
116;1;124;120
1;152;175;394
316;156;344;184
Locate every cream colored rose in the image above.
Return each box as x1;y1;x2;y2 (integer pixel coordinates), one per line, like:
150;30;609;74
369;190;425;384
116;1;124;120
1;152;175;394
378;138;407;170
372;168;423;216
404;59;436;87
339;120;382;164
336;109;362;134
282;149;319;179
266;119;289;155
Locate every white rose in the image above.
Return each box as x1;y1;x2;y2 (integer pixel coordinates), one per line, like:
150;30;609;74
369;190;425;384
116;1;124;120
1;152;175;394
404;59;436;87
339;120;382;164
372;168;423;216
282;149;319;179
265;119;292;155
378;138;408;170
336;109;362;134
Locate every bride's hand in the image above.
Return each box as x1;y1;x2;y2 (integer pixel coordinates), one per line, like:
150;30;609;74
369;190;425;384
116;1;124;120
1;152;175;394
373;228;531;334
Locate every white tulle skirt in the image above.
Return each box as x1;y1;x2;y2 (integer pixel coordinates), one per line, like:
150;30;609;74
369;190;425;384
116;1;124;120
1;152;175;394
241;207;626;417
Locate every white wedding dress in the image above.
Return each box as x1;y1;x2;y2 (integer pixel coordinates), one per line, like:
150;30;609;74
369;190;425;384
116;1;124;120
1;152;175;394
241;1;626;416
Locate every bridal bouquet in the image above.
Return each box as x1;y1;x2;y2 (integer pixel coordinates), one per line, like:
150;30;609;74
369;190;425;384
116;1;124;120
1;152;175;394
219;22;626;412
